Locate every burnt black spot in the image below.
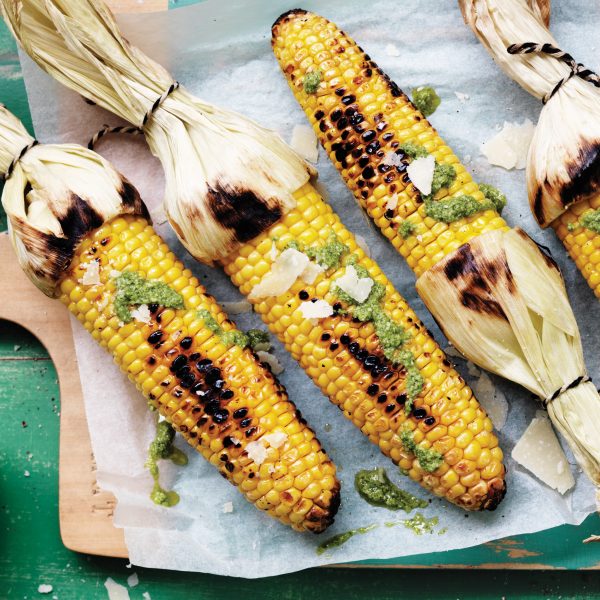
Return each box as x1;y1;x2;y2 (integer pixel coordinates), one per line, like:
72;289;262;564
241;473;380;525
212;408;229;424
361;130;376;142
240;417;252;428
208;183;282;245
335;88;346;96
342;95;356;105
221;389;234;400
314;110;325;120
170;354;188;372
533;186;546;225
424;416;436;426
413;407;427;419
180;336;193;349
330;108;343;122
271;8;308;31
362;166;375;179
560;141;600;212
321;332;331;341
233;408;248;419
337;117;349;129
367;384;379;396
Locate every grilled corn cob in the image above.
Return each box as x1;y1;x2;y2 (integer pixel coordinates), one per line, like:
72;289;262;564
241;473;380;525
554;199;600;298
222;183;506;510
272;10;509;279
272;9;600;486
0;105;339;532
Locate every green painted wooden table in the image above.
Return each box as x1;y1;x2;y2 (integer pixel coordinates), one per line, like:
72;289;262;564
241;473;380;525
1;2;600;598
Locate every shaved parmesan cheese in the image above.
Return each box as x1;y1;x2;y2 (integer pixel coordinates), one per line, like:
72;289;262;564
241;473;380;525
290;124;319;163
38;584;53;594
382;151;403;167
130;304;152;325
222;501;234;513
471;372;508;429
97;294;109;311
221;300;252;314
512;414;575;494
104;578;130;600
143;593;152;600
481;120;535;170
270;241;278;260
335;265;374;303
386;193;399;211
385;43;400;57
109;269;121;279
245;440;268;465
79;260;101;286
407;155;436;195
355;234;371;257
256;350;284;375
263;432;288;448
127;573;139;588
301;261;325;284
299;299;334;319
454;91;470;103
249;249;309;299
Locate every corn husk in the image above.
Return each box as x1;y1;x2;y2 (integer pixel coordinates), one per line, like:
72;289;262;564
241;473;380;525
416;228;600;485
0;0;315;265
0;104;146;296
459;0;600;227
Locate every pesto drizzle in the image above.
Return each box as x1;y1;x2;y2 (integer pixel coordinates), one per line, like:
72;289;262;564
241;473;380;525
385;513;440;535
399;428;443;473
398;142;507;226
355;467;427;512
332;256;423;409
303;70;322;94
568;208;600;234
146;420;188;507
316;524;377;555
114;271;184;323
411;86;441;117
197;309;269;350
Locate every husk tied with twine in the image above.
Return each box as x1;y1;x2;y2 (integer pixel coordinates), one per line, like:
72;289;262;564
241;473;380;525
0;0;314;265
459;0;600;227
0;104;146;296
416;228;600;485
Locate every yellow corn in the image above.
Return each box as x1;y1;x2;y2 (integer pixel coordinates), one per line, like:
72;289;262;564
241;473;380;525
553;198;600;298
222;184;506;510
58;214;340;532
271;9;509;278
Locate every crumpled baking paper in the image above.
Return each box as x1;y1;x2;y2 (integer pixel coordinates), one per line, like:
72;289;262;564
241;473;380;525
17;0;599;577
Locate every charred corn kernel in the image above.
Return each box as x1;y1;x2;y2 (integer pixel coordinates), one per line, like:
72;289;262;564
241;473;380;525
58;215;339;533
554;194;600;298
222;184;506;511
272;10;509;278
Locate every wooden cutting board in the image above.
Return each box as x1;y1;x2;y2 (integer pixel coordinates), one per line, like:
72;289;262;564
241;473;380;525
0;233;128;557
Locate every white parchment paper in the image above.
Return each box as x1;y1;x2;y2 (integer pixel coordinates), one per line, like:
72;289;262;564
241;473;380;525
17;0;600;577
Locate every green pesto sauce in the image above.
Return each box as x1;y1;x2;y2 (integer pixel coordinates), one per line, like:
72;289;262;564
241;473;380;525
399;142;429;160
385;513;440;535
146;421;189;508
198;309;269;350
114;271;184;323
355;467;427;512
316;524;377;555
399;220;416;239
303;70;322;94
568;208;600;233
333;257;423;405
411;86;441;117
425;163;457;201
399;428;443;473
479;183;507;214
424;195;497;224
305;233;349;270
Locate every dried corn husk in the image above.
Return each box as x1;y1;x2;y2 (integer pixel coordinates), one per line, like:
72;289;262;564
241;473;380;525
0;104;146;296
460;0;600;226
417;228;600;485
0;0;314;264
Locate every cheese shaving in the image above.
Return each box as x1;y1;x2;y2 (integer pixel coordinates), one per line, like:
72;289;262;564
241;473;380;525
263;432;288;448
38;584;53;594
290;124;319;163
300;261;325;284
511;413;575;494
79;260;101;286
299;299;334;320
335;265;374;303
245;440;268;465
130;304;152;325
126;573;139;588
248;248;309;299
386;193;399;211
382;151;403;167
454;91;470;103
222;501;234;513
385;43;400;57
406;155;436;195
481;120;535;170
104;578;130;600
256;350;285;375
